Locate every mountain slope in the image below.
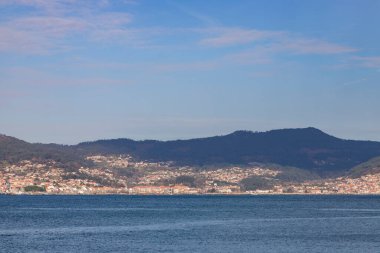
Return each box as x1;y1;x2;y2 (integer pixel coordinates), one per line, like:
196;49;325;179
3;128;380;175
0;134;83;165
348;156;380;177
77;128;380;173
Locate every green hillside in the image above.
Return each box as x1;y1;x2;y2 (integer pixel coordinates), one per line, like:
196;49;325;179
349;156;380;178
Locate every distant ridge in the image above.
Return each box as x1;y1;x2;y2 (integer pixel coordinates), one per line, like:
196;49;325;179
2;128;380;175
77;127;380;174
0;133;82;165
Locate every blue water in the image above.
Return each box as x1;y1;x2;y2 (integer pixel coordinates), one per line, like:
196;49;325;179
0;195;380;252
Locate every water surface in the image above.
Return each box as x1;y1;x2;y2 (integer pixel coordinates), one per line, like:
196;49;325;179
1;195;380;252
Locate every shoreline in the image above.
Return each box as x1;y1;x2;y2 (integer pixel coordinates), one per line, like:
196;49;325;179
2;193;380;196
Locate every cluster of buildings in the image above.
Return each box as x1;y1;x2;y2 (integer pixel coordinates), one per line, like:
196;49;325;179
0;160;128;194
133;166;279;194
87;155;132;168
248;173;380;194
128;185;199;195
87;155;170;169
1;156;380;195
278;173;380;194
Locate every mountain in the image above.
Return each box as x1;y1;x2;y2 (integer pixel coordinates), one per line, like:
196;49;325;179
0;134;35;162
2;128;380;175
0;134;84;166
77;128;380;174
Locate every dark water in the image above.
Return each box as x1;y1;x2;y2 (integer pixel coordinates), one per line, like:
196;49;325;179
1;195;380;253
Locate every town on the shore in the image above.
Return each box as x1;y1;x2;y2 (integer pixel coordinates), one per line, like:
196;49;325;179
1;155;380;195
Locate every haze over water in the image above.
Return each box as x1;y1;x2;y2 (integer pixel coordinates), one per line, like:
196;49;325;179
1;195;380;252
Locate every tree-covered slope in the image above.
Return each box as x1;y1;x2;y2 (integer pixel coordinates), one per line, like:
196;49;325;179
348;156;380;177
77;128;380;173
3;128;380;175
0;134;84;166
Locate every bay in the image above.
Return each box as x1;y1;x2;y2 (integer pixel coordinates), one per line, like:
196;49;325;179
0;195;380;252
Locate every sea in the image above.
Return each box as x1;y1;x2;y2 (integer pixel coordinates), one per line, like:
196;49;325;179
0;195;379;253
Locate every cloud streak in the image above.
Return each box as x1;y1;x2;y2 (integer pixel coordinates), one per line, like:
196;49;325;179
199;28;282;47
278;38;357;54
0;0;133;54
352;56;380;68
0;0;369;77
0;0;359;57
199;27;357;55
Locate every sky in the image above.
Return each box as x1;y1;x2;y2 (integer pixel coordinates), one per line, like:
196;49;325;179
1;0;380;144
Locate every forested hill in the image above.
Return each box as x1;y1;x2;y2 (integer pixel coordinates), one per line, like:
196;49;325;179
2;128;380;174
77;128;380;173
0;134;83;166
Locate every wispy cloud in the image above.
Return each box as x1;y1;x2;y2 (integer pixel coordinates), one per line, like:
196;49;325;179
0;18;80;54
342;78;368;87
0;0;133;15
199;28;282;47
200;27;357;54
153;57;222;72
0;0;134;54
0;0;362;70
196;30;359;74
0;0;86;16
166;0;219;26
352;56;380;68
278;38;357;54
149;25;359;73
155;36;357;73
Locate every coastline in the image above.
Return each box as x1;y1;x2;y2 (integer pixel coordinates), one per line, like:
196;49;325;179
2;192;380;196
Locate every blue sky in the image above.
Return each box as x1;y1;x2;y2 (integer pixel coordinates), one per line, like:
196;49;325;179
1;0;380;144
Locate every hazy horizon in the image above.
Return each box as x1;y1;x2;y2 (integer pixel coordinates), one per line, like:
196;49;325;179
1;0;379;144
